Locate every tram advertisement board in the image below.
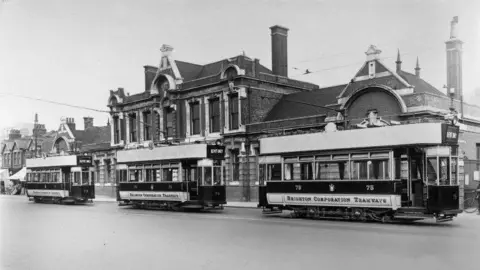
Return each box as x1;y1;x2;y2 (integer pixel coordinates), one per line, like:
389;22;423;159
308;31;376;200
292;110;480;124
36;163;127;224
441;124;460;145
207;145;225;160
77;156;93;166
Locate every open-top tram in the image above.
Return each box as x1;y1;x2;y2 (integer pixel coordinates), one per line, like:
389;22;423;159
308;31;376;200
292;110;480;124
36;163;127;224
116;143;227;211
258;122;462;223
25;155;95;204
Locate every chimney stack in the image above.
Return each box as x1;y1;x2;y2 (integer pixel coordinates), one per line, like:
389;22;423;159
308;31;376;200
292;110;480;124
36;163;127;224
445;16;463;100
84;117;94;130
270;25;289;77
65;117;76;131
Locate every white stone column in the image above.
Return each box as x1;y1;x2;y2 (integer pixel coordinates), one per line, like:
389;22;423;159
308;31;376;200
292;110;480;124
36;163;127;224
109;115;115;146
125;113;130;144
223;92;229;132
204;97;210;136
139;110;144;143
185;100;191;136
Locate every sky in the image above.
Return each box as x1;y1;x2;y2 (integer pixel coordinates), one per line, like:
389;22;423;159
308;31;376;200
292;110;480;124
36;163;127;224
0;0;479;133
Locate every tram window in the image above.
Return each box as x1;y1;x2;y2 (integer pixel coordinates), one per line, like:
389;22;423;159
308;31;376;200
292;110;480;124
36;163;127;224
130;169;142;182
451;158;458;185
426;157;438;185
162;168;172;182
34;173;39;182
204;167;212;185
213;166;222;185
439;157;449;185
145;169;157;182
284;163;294;180
352;161;368;180
316;162;349;180
82;172;89;185
73;172;81;185
259;165;265;183
369;160;390;180
117;170;128;182
267;164;281;180
300;163;313;180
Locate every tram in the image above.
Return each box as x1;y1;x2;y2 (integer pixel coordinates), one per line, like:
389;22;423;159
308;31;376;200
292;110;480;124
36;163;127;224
25;154;95;204
116;142;227;211
257;122;462;223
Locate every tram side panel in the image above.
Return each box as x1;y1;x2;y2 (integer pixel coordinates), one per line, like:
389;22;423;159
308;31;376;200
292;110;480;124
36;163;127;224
261;180;403;211
198;185;227;205
117;182;190;203
26;182;69;198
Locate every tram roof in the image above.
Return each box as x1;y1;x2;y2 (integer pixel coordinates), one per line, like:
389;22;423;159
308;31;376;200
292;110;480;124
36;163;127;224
117;143;208;163
259;122;455;155
26;155;78;168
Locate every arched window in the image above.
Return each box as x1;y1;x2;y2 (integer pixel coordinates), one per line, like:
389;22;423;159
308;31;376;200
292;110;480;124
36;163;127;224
54;137;69;154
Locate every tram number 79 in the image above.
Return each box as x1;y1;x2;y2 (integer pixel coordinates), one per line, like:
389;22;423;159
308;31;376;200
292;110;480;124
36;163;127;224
295;185;302;191
366;185;374;191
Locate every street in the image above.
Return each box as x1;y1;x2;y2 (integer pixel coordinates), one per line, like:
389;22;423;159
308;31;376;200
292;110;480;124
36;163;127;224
1;195;479;270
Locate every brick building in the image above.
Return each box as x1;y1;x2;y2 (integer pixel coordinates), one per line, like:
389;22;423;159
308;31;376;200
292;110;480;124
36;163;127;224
108;25;318;201
50;116;113;195
249;17;480;206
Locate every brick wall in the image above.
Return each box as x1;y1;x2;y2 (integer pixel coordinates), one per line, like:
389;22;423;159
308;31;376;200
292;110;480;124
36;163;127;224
243;88;284;125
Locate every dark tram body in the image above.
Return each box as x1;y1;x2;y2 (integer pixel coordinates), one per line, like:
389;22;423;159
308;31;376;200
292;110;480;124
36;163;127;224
116;143;226;211
25;155;95;204
258;122;462;223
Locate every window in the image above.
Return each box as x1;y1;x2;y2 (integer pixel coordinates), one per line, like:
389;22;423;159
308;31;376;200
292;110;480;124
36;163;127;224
229;94;239;130
162;168;178;182
451;158;458;185
129;113;137;142
113;115;120;144
116;169;128;183
439;157;449;185
129;169;142;182
231;150;239;183
82;171;89;185
165;108;174;138
300;162;313;180
426;157;438;185
209;98;220;133
284;163;294;180
259;163;282;184
143;111;151;141
203;167;212;185
190;102;200;135
213;166;222;185
316;161;350;180
145;169;158;182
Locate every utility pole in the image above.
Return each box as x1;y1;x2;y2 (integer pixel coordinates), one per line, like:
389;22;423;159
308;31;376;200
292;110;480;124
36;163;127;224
34;113;38;158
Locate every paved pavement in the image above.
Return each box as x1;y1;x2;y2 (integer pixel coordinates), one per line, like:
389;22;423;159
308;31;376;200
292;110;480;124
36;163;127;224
1;195;479;270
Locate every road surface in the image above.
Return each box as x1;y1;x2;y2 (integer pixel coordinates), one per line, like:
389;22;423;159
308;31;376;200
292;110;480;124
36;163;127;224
1;195;479;270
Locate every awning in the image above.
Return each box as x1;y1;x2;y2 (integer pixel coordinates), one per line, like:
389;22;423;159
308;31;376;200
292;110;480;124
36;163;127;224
8;167;26;182
0;169;9;180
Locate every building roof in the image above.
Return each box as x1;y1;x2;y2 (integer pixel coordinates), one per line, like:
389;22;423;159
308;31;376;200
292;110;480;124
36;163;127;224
398;70;446;96
265;84;347;121
73;126;111;148
14;139;31;150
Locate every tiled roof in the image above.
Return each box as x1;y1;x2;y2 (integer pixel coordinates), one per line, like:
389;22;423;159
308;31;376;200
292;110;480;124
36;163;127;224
339;75;408;98
175;60;203;81
398;70;446;96
73;126;111;148
81;142;112;152
14;139;31;150
1;141;15;153
265;84;347;121
123;91;150;103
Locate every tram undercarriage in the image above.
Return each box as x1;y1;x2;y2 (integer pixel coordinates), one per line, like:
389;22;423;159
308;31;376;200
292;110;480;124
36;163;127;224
118;199;224;211
30;196;93;205
261;205;459;223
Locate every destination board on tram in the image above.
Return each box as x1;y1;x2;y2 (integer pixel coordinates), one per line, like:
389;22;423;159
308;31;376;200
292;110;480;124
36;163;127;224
207;145;225;160
442;124;460;145
77;156;93;166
